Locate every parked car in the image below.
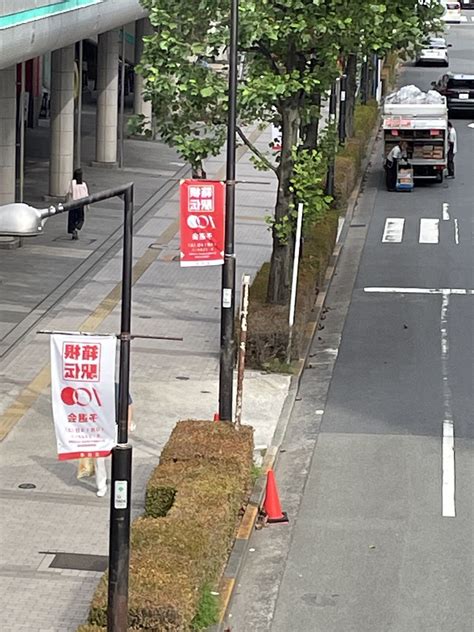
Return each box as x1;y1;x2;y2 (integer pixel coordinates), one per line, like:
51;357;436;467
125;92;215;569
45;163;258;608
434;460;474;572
432;73;474;114
441;2;462;23
416;37;451;66
459;0;474;8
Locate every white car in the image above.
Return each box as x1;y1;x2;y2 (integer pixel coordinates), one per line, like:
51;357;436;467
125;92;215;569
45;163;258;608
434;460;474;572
416;37;450;66
441;1;462;23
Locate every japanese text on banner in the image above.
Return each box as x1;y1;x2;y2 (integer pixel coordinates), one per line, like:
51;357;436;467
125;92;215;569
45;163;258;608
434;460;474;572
50;335;117;460
180;179;225;267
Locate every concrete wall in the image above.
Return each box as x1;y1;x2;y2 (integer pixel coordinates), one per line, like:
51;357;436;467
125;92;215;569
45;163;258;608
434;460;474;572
1;1;58;13
0;0;147;69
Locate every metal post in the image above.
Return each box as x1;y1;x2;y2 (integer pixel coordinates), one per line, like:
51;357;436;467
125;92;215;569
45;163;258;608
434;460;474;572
338;73;347;145
19;62;26;204
371;54;379;100
287;202;304;364
235;274;250;429
218;0;239;422
360;56;369;105
74;41;83;170
118;28;126;169
325;81;337;198
107;184;134;631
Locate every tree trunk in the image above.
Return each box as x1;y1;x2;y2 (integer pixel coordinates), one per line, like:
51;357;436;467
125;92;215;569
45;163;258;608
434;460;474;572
301;91;321;151
345;53;357;138
359;58;369;105
267;105;300;305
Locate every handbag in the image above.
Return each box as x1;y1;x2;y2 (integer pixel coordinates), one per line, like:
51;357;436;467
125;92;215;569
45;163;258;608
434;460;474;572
77;457;95;479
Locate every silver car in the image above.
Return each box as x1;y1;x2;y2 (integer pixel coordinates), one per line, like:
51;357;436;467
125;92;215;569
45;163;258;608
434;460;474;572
416;37;450;67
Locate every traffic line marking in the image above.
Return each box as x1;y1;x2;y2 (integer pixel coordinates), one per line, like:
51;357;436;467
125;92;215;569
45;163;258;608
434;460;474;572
442;203;450;221
442;420;456;517
440;293;456;518
364;287;474;295
419;218;439;244
454;218;460;245
382;218;405;243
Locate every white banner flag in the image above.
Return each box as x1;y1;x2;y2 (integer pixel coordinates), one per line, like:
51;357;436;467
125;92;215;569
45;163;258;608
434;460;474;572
50;334;117;460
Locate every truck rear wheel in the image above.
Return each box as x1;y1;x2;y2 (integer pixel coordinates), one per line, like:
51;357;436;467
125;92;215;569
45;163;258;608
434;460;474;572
437;171;444;183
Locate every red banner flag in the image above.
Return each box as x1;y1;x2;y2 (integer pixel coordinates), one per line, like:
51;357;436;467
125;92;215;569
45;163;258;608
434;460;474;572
180;179;225;267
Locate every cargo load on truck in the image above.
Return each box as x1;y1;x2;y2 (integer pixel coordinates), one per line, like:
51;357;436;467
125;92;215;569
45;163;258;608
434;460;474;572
383;85;448;183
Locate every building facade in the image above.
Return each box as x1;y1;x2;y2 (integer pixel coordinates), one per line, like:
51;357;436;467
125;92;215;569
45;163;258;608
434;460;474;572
0;0;151;207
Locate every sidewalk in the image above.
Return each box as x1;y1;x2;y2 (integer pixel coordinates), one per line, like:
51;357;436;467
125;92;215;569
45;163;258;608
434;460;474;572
0;120;290;630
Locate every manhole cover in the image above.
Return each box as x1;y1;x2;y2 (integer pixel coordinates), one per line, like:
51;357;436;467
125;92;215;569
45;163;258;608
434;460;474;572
45;552;108;572
18;483;36;489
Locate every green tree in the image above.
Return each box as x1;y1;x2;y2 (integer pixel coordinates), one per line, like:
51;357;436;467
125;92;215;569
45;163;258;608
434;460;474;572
139;0;441;304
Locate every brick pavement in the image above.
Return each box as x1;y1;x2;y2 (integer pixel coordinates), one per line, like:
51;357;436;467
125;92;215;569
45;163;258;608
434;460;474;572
0;119;290;629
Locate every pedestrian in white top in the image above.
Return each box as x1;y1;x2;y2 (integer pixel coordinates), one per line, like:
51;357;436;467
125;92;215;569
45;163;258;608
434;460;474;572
447;121;457;178
67;168;89;240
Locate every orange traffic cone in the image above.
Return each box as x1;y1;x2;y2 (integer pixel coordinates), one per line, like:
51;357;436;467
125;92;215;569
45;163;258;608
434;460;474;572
262;469;288;524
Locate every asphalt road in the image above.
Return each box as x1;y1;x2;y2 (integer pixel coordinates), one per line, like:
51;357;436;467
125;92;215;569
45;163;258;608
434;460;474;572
225;20;474;632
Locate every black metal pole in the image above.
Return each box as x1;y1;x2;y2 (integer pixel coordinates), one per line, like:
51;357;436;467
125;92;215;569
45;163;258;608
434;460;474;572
325;81;338;198
360;57;369;105
338;73;347;146
218;0;239;422
107;183;134;631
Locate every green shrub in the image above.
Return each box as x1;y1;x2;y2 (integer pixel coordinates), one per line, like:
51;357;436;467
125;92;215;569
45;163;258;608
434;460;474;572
88;420;254;632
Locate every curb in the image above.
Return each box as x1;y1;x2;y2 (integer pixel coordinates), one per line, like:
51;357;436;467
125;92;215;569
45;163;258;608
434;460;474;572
213;115;382;631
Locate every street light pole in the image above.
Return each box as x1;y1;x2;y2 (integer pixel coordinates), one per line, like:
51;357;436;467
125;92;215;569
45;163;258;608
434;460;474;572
219;0;239;422
0;184;135;632
107;183;133;632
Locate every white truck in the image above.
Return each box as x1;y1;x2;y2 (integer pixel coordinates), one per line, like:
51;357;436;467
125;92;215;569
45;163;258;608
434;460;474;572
383;94;449;183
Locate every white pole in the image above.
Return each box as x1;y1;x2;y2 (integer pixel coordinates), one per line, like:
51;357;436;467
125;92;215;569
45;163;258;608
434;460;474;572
235;273;250;428
287;202;304;363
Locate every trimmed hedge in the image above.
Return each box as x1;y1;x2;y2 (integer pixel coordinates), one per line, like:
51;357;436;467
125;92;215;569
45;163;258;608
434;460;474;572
335;101;379;207
85;420;253;631
247;100;379;370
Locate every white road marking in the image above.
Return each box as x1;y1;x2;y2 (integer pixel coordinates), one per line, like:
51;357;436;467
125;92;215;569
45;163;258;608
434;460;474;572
382;218;405;243
454;218;460;245
440;292;456;517
442;203;450;221
364;287;474;295
442;420;456;517
419;218;439;244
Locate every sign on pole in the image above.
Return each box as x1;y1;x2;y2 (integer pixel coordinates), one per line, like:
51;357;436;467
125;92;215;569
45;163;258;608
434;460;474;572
50;334;117;460
179;179;225;267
